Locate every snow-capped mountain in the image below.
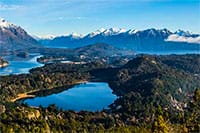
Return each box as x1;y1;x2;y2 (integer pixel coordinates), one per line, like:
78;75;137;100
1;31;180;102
0;18;16;29
39;28;199;51
175;29;192;37
68;32;83;39
101;28;126;36
1;17;198;53
87;28;106;37
87;28;126;38
127;29;139;35
174;29;199;38
0;18;41;52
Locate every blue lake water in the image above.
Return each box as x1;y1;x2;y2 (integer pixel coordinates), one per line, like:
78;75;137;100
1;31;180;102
0;54;43;75
22;82;117;112
136;50;200;55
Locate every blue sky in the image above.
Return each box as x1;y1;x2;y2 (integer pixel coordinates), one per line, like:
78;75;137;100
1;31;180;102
0;0;199;36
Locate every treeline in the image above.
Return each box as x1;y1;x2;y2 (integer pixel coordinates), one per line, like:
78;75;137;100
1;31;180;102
91;55;200;132
0;61;108;101
0;89;199;132
0;54;199;132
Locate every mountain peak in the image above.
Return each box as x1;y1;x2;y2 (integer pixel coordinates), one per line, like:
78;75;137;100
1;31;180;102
70;32;83;38
98;28;106;32
39;27;199;49
174;29;192;37
127;29;139;34
87;28;106;37
160;28;172;34
88;28;126;37
0;17;16;29
102;28;126;36
0;17;41;51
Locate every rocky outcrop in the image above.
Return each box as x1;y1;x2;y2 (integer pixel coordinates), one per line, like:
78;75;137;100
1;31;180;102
0;57;8;68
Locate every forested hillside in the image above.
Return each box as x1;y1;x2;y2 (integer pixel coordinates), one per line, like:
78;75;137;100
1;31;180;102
0;54;199;132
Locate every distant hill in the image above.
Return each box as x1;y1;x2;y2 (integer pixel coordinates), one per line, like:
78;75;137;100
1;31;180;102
0;18;41;52
39;28;200;52
73;43;134;58
36;43;135;63
91;54;200;117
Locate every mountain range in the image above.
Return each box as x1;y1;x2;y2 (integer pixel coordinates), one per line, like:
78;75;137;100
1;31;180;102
0;18;199;53
39;28;200;52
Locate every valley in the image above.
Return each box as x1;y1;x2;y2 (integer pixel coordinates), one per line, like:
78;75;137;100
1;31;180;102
0;15;199;132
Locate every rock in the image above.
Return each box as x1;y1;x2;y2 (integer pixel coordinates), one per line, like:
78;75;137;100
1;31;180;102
0;57;9;68
26;110;41;120
0;104;6;114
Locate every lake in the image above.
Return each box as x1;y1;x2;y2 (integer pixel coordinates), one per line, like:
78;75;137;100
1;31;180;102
0;54;43;75
22;82;117;112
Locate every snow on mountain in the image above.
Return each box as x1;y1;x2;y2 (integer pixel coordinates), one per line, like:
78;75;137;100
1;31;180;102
87;28;126;37
0;17;15;28
42;35;55;40
69;32;83;39
0;17;41;51
38;27;199;51
127;29;139;34
174;29;192;37
1;17;198;53
0;17;17;30
40;28;200;42
102;28;126;36
32;35;41;40
159;28;172;35
87;28;106;37
39;27;200;50
40;28;187;40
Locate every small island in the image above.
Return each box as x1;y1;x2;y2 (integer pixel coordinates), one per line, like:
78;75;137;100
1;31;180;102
0;57;9;68
16;51;29;58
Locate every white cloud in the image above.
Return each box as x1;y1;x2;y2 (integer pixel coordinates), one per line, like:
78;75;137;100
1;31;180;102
165;34;200;44
76;17;86;20
0;3;23;10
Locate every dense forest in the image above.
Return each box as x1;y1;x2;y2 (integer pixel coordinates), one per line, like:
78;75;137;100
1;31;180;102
0;54;199;132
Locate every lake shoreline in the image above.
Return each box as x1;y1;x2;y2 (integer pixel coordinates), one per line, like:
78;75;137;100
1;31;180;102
11;80;88;102
10;93;36;102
